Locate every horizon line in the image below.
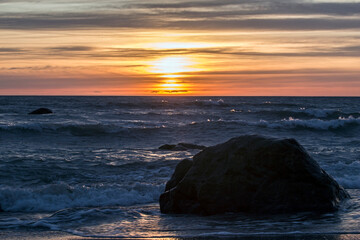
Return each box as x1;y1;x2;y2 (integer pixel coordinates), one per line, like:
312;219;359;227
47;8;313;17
0;95;359;97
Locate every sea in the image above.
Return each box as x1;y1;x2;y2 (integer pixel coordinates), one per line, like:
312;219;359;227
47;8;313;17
0;96;359;238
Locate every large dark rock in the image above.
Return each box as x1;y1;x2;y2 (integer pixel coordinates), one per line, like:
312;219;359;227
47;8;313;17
165;159;193;191
28;108;53;115
159;143;206;151
160;135;349;215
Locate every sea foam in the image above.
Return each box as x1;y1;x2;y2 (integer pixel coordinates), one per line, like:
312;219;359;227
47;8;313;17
0;182;163;212
259;116;360;130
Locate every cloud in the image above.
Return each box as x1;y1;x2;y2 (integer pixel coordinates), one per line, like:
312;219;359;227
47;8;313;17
0;48;25;53
41;44;360;59
1;1;360;30
134;0;254;9
0;72;142;89
0;65;66;71
337;45;360;52
183;69;360;76
136;1;360;16
49;46;94;52
165;18;360;31
152;90;188;94
4;43;360;62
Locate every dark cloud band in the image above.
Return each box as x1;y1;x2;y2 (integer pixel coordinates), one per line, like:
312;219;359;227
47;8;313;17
1;0;360;30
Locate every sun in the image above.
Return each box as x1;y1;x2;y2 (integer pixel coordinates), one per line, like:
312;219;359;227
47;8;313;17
149;56;195;75
147;56;196;94
152;78;191;95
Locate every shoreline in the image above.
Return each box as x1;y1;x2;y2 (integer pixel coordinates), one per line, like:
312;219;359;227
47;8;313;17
2;230;360;240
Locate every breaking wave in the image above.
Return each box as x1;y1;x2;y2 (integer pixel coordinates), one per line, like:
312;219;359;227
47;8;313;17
0;182;163;212
265;116;360;130
189;116;360;131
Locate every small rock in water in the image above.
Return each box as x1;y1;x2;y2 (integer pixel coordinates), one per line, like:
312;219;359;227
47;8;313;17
159;144;177;150
159;143;206;151
160;135;350;215
28;108;53;115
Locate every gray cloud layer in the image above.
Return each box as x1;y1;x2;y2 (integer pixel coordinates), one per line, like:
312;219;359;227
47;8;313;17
0;0;359;30
9;43;360;59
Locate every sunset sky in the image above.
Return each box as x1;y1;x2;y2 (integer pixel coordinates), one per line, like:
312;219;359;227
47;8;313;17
1;0;360;96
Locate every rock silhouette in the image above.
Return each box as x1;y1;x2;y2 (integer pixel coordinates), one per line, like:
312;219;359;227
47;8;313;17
160;135;349;215
165;159;193;192
159;143;206;151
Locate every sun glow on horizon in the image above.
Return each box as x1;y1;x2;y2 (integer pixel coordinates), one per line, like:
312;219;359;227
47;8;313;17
147;55;200;95
161;79;181;88
148;42;213;49
149;56;196;74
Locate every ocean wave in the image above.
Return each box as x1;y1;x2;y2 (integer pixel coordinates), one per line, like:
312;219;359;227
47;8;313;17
3;200;360;237
193;99;227;106
0;123;119;135
188;116;360;131
2;115;358;137
243;102;301;108
0;207;129;230
102;98;307;110
231;108;359;120
266;116;360;130
0;182;163;212
253;116;360;130
122;110;205;117
105;101;168;109
105;98;229;108
236;109;310;119
0;122;168;136
302;108;339;118
324;161;360;189
336;175;360;189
